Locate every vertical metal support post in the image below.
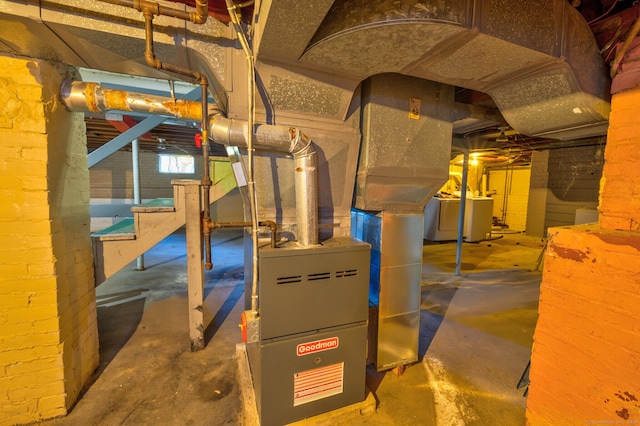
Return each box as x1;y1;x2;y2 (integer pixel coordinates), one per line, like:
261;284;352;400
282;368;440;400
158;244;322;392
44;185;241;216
132;138;145;271
455;150;469;276
183;181;205;351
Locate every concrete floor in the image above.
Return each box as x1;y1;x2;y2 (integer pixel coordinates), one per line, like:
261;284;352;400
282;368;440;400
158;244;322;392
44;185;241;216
41;229;545;425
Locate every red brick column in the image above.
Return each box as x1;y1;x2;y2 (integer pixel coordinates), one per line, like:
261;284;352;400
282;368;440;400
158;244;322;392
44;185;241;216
527;88;640;424
600;89;640;231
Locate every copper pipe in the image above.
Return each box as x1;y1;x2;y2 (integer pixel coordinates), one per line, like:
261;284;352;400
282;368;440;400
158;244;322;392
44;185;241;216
142;12;202;81
98;0;207;24
139;10;214;270
206;220;278;249
200;78;212;270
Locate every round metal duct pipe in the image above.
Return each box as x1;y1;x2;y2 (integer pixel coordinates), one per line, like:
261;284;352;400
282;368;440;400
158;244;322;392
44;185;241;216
61;80;203;120
60;81;320;247
210;118;319;247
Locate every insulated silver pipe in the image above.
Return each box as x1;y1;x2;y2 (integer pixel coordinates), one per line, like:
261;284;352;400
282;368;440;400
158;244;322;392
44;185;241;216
293;132;318;246
60;81;319;246
210;118;319;246
210;117;294;153
61;80;203;120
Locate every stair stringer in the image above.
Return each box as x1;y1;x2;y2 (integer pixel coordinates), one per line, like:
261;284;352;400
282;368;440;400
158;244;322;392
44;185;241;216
93;168;237;285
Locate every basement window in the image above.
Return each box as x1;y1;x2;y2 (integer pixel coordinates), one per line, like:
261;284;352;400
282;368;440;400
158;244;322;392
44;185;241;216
158;154;195;174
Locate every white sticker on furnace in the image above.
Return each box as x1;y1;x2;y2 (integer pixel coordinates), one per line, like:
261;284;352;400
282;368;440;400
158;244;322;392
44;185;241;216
293;362;344;407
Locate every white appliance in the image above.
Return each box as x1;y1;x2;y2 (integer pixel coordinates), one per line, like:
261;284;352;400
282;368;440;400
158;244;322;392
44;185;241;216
424;197;494;242
464;197;494;242
424;198;460;241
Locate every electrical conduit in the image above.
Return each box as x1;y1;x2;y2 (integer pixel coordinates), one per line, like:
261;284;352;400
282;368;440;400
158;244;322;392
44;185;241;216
225;0;260;316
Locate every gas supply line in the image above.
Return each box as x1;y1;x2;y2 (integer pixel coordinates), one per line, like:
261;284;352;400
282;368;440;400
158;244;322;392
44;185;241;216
205;220;278;249
66;0;318;321
97;0;215;270
60;82;319;253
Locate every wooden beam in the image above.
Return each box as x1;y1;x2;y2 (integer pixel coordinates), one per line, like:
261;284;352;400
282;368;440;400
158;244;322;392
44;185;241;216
178;179;205;351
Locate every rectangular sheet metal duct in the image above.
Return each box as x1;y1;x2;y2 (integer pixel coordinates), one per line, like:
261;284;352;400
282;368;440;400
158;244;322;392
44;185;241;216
355;73;454;213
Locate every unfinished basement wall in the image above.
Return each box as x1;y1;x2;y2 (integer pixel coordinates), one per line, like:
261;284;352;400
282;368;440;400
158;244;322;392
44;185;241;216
90;150;203;199
89;151;243;230
526;145;604;238
526;88;640;424
488;166;531;232
545;145;604;227
526;151;550;238
0;56;98;424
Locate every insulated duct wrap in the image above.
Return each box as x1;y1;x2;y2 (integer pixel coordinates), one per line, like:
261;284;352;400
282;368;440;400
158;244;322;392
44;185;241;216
61;80;203;120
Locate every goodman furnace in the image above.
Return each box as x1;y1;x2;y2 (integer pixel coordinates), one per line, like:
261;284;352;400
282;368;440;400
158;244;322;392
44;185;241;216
245;237;370;425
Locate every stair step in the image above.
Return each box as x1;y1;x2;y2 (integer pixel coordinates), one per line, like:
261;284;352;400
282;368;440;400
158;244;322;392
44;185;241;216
91;218;136;241
131;198;175;213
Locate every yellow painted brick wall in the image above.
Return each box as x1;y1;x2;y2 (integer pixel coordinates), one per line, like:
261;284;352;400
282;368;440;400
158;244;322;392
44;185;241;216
527;225;640;424
489;167;531;232
600;87;640;231
0;56;98;424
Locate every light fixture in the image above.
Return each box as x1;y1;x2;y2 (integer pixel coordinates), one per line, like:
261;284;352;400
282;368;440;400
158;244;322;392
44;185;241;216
157;137;167;150
495;126;509;143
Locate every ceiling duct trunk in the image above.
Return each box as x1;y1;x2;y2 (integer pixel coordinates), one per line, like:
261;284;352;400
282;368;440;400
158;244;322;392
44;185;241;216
300;0;610;140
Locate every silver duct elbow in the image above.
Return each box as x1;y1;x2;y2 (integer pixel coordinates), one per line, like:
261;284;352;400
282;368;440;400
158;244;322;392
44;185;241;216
210;117;318;246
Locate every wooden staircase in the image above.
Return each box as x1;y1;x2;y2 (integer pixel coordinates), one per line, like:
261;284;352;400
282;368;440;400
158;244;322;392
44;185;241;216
92;162;237;286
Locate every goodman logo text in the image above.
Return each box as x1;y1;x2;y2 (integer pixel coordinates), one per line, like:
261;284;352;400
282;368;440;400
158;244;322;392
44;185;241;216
296;337;339;356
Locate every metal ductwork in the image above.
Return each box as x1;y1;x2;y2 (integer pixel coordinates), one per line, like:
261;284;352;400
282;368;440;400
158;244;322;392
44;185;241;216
0;0;611;141
356;74;455;212
210;118;319;247
60;81;319;247
296;0;610;140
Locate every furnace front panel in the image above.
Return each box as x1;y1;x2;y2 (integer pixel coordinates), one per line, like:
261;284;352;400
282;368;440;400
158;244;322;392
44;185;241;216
247;237;370;425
